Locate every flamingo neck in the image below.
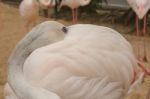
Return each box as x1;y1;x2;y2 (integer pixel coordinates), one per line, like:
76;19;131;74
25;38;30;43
8;28;61;99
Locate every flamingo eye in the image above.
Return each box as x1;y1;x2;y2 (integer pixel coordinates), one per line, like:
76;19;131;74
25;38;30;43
62;27;68;33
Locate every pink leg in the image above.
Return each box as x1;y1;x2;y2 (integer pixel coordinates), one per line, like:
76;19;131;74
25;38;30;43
143;15;147;34
136;16;139;36
74;8;78;23
72;9;74;23
143;38;148;62
136;16;141;59
131;70;136;84
138;61;150;76
72;9;75;24
143;15;148;62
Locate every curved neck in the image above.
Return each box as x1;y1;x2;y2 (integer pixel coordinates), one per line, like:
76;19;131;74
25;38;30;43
8;26;61;99
8;40;39;99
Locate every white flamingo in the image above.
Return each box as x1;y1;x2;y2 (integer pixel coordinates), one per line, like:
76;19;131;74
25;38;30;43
19;0;57;31
126;0;150;61
60;0;91;23
7;21;150;99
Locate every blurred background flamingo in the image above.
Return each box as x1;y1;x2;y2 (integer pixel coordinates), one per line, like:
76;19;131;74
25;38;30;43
126;0;150;62
19;0;39;31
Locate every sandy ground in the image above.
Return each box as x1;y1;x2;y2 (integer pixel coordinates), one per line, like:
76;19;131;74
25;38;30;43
0;2;150;99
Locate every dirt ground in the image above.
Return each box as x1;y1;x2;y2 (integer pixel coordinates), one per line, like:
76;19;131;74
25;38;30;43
0;2;150;99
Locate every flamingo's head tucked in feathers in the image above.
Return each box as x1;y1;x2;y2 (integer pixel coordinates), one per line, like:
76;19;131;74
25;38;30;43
127;0;150;19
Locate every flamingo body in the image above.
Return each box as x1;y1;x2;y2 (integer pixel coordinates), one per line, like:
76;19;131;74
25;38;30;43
127;0;150;19
7;21;145;99
60;0;91;23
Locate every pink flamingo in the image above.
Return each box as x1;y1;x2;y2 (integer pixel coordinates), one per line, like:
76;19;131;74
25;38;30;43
127;0;150;61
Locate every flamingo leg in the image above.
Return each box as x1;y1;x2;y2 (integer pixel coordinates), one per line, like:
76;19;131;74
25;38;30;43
75;8;78;23
143;38;148;62
142;15;148;62
136;16;139;36
131;70;137;84
72;9;75;24
138;61;150;76
136;16;141;60
143;15;147;34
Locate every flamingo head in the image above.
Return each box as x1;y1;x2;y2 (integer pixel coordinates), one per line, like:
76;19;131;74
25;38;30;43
127;0;150;19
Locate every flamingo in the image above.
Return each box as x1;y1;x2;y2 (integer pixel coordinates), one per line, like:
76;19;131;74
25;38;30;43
19;0;59;31
7;21;150;99
60;0;91;23
126;0;150;61
19;0;39;31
